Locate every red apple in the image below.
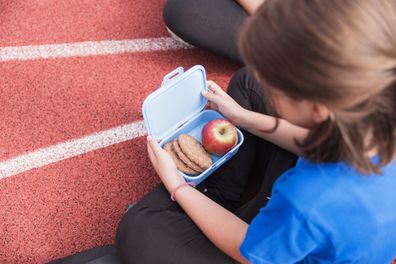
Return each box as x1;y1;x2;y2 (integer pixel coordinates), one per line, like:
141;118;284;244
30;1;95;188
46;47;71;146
202;118;238;156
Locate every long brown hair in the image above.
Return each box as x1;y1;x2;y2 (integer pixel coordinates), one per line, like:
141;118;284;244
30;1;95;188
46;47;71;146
239;0;396;174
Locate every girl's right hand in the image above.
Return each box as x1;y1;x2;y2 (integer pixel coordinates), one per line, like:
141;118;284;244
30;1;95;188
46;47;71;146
202;80;248;127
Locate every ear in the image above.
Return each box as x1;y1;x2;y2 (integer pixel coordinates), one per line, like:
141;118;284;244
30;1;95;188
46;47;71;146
312;103;330;123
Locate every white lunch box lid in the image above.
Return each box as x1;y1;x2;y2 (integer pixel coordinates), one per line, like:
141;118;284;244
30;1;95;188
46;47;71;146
142;65;208;140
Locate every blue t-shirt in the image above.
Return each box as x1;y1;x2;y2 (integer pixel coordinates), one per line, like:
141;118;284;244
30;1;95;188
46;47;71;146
240;157;396;263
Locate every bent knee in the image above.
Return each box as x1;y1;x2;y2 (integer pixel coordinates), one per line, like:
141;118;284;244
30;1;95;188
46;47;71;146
163;0;206;38
163;0;186;31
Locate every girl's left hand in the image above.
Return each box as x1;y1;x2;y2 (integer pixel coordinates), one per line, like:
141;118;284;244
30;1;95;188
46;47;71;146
147;136;186;192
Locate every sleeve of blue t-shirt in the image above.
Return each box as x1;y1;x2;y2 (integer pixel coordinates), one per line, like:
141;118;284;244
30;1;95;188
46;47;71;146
240;191;327;264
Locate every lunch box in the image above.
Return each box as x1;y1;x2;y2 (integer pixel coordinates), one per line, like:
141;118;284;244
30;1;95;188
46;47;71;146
142;65;244;185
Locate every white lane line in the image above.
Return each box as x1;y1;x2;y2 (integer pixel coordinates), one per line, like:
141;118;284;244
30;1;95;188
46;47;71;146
0;37;193;61
0;121;147;180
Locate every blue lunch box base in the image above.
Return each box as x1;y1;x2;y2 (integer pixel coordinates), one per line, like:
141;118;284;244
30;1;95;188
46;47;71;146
159;109;244;185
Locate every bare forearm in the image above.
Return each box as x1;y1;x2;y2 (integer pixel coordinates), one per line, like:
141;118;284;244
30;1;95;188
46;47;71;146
238;110;309;155
236;0;265;14
174;186;250;264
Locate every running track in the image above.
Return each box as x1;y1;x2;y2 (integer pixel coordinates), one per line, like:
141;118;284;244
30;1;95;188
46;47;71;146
0;1;238;263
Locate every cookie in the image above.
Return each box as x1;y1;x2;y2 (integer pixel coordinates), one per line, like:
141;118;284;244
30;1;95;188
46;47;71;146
177;134;213;170
173;140;204;172
163;142;199;175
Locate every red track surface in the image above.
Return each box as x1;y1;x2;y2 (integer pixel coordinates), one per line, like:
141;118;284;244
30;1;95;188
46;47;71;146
0;0;168;46
1;139;156;263
0;1;238;263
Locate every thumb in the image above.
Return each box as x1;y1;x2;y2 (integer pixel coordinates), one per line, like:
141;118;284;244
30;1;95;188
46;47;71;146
147;136;161;156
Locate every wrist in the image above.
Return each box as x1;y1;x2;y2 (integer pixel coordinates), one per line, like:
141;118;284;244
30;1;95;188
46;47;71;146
162;171;185;193
170;182;195;201
235;108;251;128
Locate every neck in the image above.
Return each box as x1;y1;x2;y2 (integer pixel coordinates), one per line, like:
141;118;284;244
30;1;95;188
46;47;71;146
365;131;377;158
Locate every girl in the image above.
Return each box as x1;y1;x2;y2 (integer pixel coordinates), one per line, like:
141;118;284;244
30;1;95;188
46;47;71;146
117;0;396;263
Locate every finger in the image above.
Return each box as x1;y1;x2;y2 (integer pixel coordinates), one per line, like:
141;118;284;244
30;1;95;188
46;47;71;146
202;89;222;105
207;80;227;95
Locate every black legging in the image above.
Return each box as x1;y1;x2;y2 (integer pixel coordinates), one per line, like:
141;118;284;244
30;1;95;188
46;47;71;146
163;0;248;64
115;68;297;263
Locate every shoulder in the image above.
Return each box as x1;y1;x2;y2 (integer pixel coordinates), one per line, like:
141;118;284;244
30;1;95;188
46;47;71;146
272;158;349;213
